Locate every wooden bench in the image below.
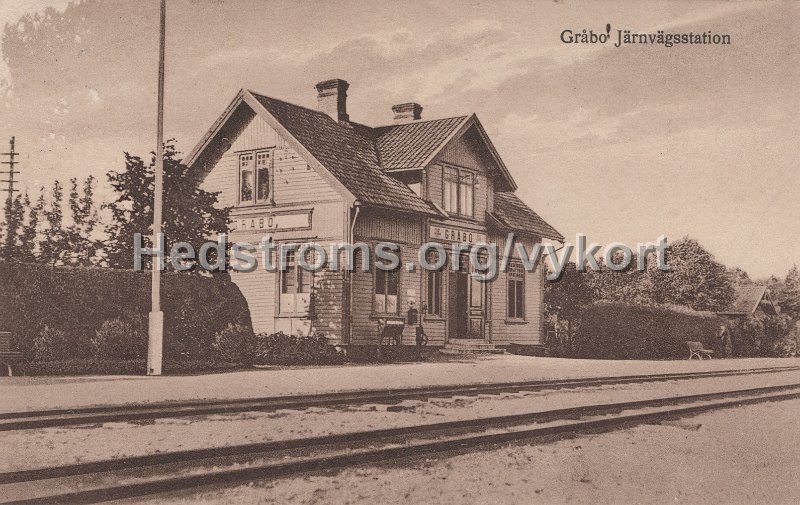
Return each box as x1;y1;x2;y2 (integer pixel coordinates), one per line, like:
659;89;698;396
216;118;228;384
686;341;713;360
0;331;24;376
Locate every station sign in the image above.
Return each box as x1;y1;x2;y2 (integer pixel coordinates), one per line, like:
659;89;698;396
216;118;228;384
429;224;487;245
231;210;312;232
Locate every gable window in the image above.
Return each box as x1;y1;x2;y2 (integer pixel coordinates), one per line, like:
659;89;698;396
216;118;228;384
239;153;254;203
507;260;525;319
374;267;399;314
256;151;272;202
239;150;274;205
442;166;474;218
426;250;443;317
280;249;312;315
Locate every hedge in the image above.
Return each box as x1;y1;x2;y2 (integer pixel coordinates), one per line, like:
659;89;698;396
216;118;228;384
0;262;252;363
254;332;345;365
572;302;724;360
18;359;245;376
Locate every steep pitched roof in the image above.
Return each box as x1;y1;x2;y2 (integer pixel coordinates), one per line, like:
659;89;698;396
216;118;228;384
249;93;437;215
489;192;564;241
372;116;468;171
185;88;541;218
719;285;778;315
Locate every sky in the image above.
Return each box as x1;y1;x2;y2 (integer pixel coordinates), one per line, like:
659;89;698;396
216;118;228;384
0;0;797;279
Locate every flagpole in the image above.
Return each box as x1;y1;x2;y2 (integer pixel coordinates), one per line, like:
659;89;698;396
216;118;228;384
147;0;166;376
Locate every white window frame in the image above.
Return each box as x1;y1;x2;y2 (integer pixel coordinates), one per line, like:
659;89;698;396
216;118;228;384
507;260;526;320
279;249;313;316
442;165;475;218
239;149;274;206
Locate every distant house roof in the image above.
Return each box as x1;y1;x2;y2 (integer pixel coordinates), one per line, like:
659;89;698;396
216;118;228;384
718;285;779;316
184;88;556;233
488;192;564;241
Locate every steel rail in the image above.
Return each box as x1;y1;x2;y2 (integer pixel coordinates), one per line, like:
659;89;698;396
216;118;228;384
1;365;798;432
1;382;799;504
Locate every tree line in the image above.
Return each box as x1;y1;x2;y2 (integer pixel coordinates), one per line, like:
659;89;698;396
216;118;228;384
545;237;800;336
0;142;229;269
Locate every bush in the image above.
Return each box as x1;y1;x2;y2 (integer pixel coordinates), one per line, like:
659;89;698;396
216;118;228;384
212;323;255;364
0;263;252;364
32;326;70;361
572;302;724;360
254;332;344;365
91;318;147;359
729;313;795;357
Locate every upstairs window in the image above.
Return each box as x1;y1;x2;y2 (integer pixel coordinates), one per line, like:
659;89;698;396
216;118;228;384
239;153;254;203
443;166;474;218
507;260;525;319
239;150;274;205
256;151;272;202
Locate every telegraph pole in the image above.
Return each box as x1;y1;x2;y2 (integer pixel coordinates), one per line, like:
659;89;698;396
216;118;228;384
1;137;21;254
147;0;166;376
1;137;20;208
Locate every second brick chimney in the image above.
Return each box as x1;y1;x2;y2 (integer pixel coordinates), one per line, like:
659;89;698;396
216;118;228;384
392;102;423;124
315;79;349;123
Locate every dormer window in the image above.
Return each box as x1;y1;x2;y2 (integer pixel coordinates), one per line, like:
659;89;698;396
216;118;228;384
443;166;474;218
239;149;274;205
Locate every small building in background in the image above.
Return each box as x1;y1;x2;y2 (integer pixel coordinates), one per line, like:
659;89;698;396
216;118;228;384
717;285;780;320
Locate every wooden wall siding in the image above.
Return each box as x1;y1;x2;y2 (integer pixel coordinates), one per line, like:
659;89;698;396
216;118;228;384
436;128;486;172
487;233;543;345
229;201;345;245
230;239;346;341
273;148;338;203
350;243;426;346
310;268;345;341
230;268;276;335
201;151;237;208
353;209;424;245
200;114;339;211
229;114;287;152
426;164;442;203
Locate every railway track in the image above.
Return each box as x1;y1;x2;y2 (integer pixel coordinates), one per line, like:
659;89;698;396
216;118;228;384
2;365;799;431
2;381;799;505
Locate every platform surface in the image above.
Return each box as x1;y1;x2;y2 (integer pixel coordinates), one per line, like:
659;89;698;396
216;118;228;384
1;355;797;413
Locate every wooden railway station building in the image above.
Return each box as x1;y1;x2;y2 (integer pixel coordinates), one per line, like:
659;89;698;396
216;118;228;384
186;79;562;349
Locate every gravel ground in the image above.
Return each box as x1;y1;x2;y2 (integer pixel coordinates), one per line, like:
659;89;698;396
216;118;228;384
2;356;797;413
3;370;799;472
123;398;800;505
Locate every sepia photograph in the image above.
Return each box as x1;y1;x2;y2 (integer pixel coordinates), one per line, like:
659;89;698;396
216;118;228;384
0;0;798;503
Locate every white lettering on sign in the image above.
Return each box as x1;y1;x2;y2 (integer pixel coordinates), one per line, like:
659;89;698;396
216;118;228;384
232;212;311;232
429;225;487;245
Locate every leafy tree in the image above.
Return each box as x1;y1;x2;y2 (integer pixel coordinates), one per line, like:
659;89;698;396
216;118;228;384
647;237;734;312
545;262;593;349
40;180;66;266
776;265;800;321
727;267;753;286
20;192;44;259
63;176;101;266
1;193;26;261
104;142;230;271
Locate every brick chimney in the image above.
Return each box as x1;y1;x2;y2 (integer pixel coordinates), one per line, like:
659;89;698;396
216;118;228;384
315;79;349;123
392;103;423;124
